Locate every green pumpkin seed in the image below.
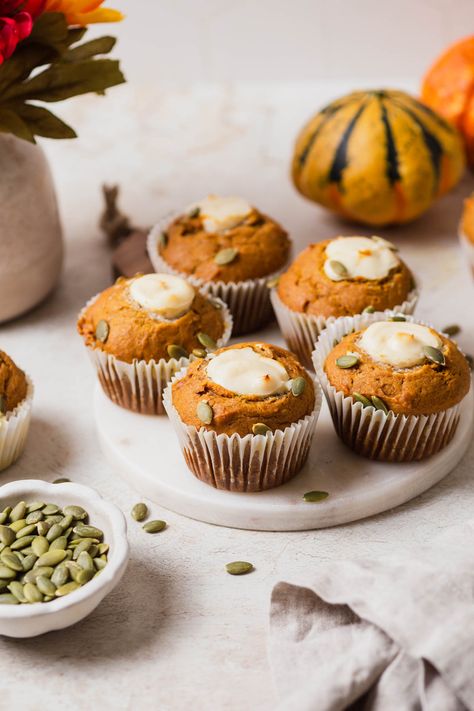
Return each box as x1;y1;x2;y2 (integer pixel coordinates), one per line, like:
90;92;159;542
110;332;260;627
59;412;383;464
327;260;348;278
353;392;372;408
0;513;7;525
98;544;109;556
192;348;207;358
24;583;43;603
197;332;217;351
442;324;460;337
37;521;51;536
0;593;19;604
77;551;94;572
214;247;238;266
252;423;271;436
72;539;92;559
336;354;359;369
95;319;109;343
188;206;200;219
26;502;45;513
388;315;406;322
25;510;43;525
11;536;35;550
51;565;69;588
56;581;80;597
59;514;74;531
77;568;94;585
303;491;329;503
266;276;280;289
423;345;445;366
73;524;104;540
371;395;389;414
0;526;15;546
131;503;148;522
225;561;254;576
158;231;168;249
36;576;56;597
94;558;107;571
63;505;88;521
291;377;306;397
0;566;16;580
143;520;166;534
45;515;63;525
35;550;67;568
0;552;23;572
21;554;38;573
9;519;26;533
363;305;375;313
16;524;37;539
42;504;61;516
46;523;64;542
53;477;71;484
8;581;26;602
167;344;188;360
197;401;213;425
50;536;68;551
9;501;26;522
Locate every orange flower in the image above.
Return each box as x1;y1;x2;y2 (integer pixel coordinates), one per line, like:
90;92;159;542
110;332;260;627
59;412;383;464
44;0;123;25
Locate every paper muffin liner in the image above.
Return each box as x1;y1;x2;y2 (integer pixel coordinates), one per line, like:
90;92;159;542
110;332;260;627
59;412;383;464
0;377;34;472
312;312;468;462
459;231;474;278
162;367;323;492
271;284;419;371
79;293;233;416
147;216;288;336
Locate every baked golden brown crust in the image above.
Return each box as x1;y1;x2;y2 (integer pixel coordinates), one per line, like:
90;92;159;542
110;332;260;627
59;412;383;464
277;239;414;317
172;342;315;436
461;194;474;245
0;351;27;413
77;278;226;363
159;208;291;283
324;328;471;415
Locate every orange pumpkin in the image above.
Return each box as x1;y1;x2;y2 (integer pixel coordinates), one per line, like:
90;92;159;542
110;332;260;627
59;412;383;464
422;36;474;167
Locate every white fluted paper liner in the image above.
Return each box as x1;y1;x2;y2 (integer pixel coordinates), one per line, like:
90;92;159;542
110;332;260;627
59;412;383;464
271;285;419;372
459;231;474;277
312;312;468;462
147;215;288;336
162;367;322;492
0;377;33;471
79;293;233;415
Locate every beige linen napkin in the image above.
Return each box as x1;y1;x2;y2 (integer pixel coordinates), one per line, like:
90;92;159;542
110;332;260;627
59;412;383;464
269;519;474;711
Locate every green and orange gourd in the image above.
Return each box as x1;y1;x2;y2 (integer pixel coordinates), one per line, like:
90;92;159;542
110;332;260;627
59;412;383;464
291;89;465;226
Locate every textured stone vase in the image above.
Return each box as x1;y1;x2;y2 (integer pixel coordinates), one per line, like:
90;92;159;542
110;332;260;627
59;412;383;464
0;135;63;323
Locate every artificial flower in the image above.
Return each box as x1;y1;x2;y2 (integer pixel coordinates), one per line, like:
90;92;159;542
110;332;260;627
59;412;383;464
44;0;123;25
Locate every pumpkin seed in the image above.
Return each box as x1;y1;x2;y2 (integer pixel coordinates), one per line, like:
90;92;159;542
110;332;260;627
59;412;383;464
59;514;74;531
197;401;213;425
98;544;109;556
0;593;19;604
363;305;375;313
76;568;94;585
353;392;372;407
77;551;94;572
291;377;306;397
42;504;61;516
266;276;280;289
442;324;460;337
21;554;38;573
0;513;7;525
8;581;26;602
73;524;104;540
327;260;348;278
131;503;148;522
0;566;16;580
36;576;56;596
50;536;68;551
25;510;43;525
51;565;69;588
53;477;71;484
143;520;167;534
252;423;271;436
94;558;107;571
0;526;15;546
9;519;26;533
37;521;51;536
192;348;207;358
26;502;45;513
0;552;23;572
35;550;67;568
371;395;389;414
158;231;168;249
56;581;80;597
336;354;359;369
167;344;188;360
11;536;35;550
188;206;200;219
214;247;238;266
24;583;43;603
423;345;445;366
197;332;217;351
63;505;88;521
388;315;406;322
46;523;64;542
303;491;329;503
16;524;37;539
225;561;254;576
10;501;26;522
95;319;109;343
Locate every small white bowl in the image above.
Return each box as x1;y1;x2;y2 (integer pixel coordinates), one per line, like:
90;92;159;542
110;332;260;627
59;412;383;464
0;479;129;638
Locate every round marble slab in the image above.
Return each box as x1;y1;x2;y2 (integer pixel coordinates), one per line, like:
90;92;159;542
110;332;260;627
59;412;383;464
94;384;473;531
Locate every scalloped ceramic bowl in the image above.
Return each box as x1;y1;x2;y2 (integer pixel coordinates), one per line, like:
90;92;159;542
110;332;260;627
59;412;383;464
0;480;129;638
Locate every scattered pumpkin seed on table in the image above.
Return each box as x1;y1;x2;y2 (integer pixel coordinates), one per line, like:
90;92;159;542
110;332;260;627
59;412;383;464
303;491;329;503
143;520;167;534
131;503;148;522
0;500;109;604
225;561;254;576
442;324;460;337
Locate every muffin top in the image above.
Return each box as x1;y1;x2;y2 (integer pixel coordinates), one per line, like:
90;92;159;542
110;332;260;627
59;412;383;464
0;351;27;414
77;273;228;363
171;342;315;436
461;193;474;245
158;195;291;283
324;320;471;415
277;236;414;317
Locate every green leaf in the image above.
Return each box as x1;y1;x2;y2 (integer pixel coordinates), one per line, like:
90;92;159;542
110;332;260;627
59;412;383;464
62;36;116;63
13;103;76;139
0;45;55;93
4;59;125;102
26;13;69;55
0;108;34;142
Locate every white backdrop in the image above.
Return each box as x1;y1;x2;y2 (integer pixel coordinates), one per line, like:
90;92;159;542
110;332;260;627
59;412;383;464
107;0;474;84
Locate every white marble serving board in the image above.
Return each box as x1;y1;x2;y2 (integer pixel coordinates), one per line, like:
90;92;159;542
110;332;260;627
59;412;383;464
94;383;473;531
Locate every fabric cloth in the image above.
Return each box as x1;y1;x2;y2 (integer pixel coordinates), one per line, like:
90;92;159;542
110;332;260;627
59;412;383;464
269;519;474;711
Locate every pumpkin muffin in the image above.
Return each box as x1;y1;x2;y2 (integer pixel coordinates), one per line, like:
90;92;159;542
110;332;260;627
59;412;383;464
313;313;471;461
0;351;33;471
78;273;232;415
459;193;474;277
271;235;418;369
163;342;322;491
148;195;292;335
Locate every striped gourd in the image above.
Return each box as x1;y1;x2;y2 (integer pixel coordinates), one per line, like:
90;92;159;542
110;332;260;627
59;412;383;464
292;89;465;226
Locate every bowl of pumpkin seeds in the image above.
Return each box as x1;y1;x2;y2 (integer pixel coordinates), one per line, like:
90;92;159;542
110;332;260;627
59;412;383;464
0;479;129;638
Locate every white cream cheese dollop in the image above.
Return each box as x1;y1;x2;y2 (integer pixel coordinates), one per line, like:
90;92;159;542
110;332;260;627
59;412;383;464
324;236;399;281
187;195;252;234
129;274;195;319
206;347;290;396
358;321;442;368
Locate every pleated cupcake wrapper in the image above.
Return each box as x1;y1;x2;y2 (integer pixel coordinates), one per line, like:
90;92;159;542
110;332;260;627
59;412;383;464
459;231;474;277
271;285;419;372
79;293;233;415
0;377;33;472
162;367;323;492
312;312;466;462
147;216;287;336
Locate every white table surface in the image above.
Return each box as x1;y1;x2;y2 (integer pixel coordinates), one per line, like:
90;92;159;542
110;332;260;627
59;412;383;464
1;82;473;711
